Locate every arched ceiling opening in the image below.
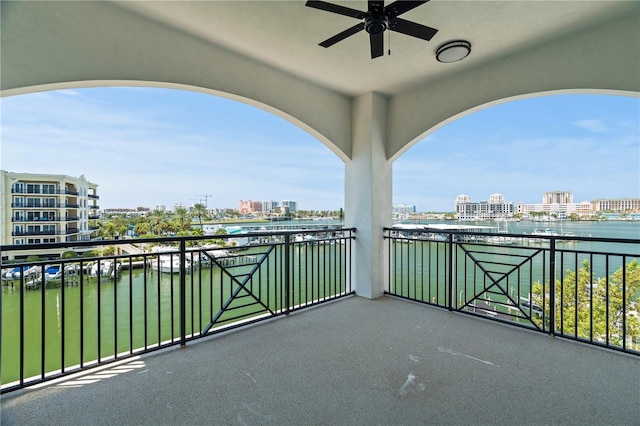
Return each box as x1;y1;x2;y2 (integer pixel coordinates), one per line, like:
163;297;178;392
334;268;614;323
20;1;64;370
2;1;639;163
1;86;346;210
4;80;352;163
392;92;639;212
391;89;640;163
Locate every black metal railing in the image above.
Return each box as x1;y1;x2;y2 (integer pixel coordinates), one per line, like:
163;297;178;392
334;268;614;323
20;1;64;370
12;230;59;237
385;227;640;356
0;228;355;393
12;203;64;208
12;217;61;222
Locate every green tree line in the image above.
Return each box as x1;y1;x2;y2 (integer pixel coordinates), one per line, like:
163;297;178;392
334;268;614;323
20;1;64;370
93;203;210;239
531;260;640;350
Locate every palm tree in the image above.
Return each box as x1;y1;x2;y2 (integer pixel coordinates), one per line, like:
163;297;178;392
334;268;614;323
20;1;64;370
173;206;191;231
148;208;168;235
192;203;208;231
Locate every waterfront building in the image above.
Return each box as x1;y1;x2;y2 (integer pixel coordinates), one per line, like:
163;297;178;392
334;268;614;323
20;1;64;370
591;198;640;212
282;200;297;213
543;191;574;204
238;200;263;214
455;193;514;220
0;170;99;247
393;204;416;215
263;200;279;213
517;191;594;219
102;207;149;217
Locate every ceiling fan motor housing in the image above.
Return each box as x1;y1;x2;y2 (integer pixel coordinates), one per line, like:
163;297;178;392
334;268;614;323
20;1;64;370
365;15;389;34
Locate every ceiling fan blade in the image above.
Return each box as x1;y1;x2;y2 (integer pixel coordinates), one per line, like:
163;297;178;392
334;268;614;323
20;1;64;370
370;31;384;59
384;1;430;19
390;17;438;41
305;1;367;19
319;23;365;48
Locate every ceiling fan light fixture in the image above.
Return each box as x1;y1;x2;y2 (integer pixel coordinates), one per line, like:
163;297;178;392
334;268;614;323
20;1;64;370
436;40;471;63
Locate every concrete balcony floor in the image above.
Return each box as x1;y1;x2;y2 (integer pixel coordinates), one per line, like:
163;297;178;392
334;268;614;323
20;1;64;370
2;296;638;425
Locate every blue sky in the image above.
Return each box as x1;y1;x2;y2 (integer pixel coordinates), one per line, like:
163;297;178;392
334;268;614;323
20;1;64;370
1;88;638;212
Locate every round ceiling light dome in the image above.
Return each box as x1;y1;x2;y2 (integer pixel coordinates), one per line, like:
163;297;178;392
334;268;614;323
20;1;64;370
436;40;471;63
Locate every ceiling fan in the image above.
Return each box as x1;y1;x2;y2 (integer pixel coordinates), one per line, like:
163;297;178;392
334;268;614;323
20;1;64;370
306;1;438;59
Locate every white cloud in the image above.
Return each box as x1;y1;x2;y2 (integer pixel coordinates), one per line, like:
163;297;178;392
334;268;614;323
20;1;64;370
2;90;638;212
573;119;609;133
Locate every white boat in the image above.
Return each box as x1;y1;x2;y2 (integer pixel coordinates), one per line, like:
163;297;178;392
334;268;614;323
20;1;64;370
3;265;42;281
151;255;182;274
531;228;559;236
2;266;30;280
486;219;516;245
44;265;62;281
89;260;120;279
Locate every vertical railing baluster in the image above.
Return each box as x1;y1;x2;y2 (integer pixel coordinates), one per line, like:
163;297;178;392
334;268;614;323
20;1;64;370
80;260;84;368
97;263;102;363
61;263;66;373
605;257;610;347
143;256;148;351
19;271;25;387
128;258;133;354
622;255;627;351
180;239;186;347
40;264;45;380
448;233;454;311
285;233;291;315
549;237;556;336
157;255;161;346
114;257;118;359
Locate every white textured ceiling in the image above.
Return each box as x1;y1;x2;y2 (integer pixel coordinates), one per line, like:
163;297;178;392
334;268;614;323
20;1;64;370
115;0;640;97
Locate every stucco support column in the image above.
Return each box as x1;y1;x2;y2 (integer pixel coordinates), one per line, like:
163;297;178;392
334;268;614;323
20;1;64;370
345;92;392;299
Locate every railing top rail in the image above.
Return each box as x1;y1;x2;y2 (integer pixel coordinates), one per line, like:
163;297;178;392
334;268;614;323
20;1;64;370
0;227;357;256
383;227;640;245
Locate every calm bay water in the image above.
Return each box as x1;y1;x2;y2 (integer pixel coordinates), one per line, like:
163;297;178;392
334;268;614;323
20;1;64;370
1;242;346;386
1;220;638;386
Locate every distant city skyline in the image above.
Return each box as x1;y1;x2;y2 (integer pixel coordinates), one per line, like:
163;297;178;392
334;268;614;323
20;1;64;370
1;88;638;212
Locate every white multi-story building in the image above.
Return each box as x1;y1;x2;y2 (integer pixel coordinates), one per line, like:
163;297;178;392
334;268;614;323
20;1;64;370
455;193;514;220
543;191;574;205
591;198;640;212
517;191;593;219
393;204;416;215
0;171;99;247
263;200;279;213
282;200;297;212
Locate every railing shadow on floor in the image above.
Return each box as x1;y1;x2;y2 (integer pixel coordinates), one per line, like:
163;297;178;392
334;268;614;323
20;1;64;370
0;228;355;393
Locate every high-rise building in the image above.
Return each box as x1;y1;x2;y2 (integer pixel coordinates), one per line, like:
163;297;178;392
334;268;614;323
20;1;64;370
263;200;279;213
543;191;574;204
454;193;514;220
488;193;505;204
238;200;263;214
517;191;595;219
1;170;99;246
282;200;297;212
393;204;416;215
